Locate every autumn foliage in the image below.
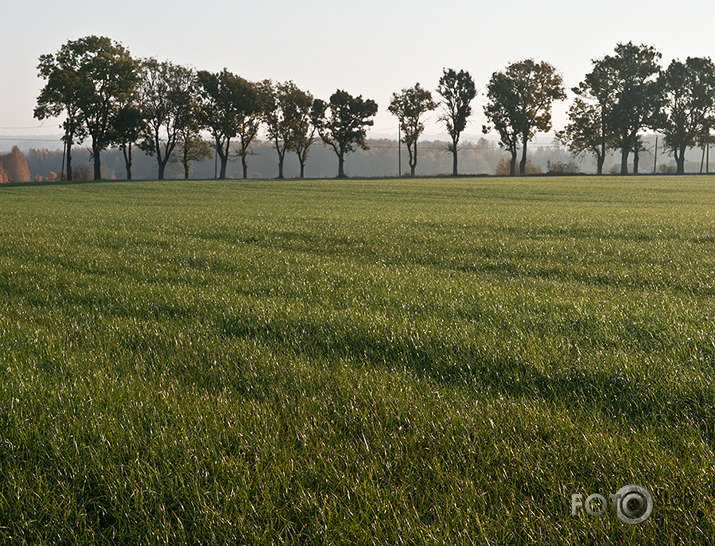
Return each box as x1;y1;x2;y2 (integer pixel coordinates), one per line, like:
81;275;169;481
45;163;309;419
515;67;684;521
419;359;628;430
0;146;31;183
495;157;542;176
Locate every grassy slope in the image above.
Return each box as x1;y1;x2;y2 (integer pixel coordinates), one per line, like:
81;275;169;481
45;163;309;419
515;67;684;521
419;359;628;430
1;176;715;544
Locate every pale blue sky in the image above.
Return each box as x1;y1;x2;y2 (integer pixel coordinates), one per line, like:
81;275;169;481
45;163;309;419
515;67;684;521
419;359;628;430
2;0;715;145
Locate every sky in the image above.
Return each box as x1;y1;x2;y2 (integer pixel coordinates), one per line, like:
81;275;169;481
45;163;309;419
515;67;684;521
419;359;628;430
2;0;715;149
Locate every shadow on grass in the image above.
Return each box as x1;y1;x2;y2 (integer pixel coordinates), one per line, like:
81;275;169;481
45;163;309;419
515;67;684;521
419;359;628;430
0;179;116;189
187;225;715;297
219;310;715;435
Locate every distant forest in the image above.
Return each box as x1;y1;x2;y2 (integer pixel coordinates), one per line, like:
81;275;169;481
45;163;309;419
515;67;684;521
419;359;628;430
23;138;562;180
19;135;712;182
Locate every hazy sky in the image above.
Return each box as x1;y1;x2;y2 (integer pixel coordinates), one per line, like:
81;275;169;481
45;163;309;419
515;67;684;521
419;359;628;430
2;0;715;147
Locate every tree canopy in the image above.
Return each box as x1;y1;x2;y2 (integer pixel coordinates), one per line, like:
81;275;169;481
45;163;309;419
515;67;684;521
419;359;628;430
69;36;140;180
35;39;92;180
311;90;378;178
658;57;715;174
483;60;565;176
138;58;196;180
557;63;619;175
197;69;257;179
598;42;663;174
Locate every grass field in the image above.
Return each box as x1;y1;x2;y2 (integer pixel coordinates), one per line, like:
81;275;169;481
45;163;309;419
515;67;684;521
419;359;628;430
1;175;715;544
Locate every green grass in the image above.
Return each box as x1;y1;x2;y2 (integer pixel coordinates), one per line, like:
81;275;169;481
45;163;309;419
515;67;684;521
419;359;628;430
1;175;715;544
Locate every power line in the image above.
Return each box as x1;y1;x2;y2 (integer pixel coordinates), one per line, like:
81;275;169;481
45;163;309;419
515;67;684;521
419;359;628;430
0;122;49;130
364;142;563;151
0;137;63;143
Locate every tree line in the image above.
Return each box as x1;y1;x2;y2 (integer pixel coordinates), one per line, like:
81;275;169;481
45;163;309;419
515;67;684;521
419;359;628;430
35;36;715;181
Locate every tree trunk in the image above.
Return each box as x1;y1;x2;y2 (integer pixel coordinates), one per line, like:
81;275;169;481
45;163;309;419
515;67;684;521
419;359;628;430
510;149;517;177
92;142;101;180
156;145;170;180
296;149;307;178
620;147;629;175
337;152;346;178
597;140;606;175
157;158;168;179
277;152;284;179
66;140;73;182
183;146;190;179
409;143;417;176
677;145;687;175
520;135;528;175
633;147;640;175
60;140;67;181
274;139;285;179
451;139;458;176
242;155;248;179
122;143;132;180
217;137;229;179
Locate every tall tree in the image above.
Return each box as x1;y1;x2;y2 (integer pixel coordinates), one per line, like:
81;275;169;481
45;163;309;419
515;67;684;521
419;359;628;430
35;42;91;181
197;69;257;179
236;80;263;179
111;104;144;180
483;60;565;176
437;68;477;176
658;57;715;174
388;83;437;176
138;59;196;180
172;76;209;180
311;90;378;178
288;89;316;179
259;80;286;178
68;36;140;180
557;63;618;175
261;80;314;179
597;42;663;174
482;74;521;177
557;96;608;174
